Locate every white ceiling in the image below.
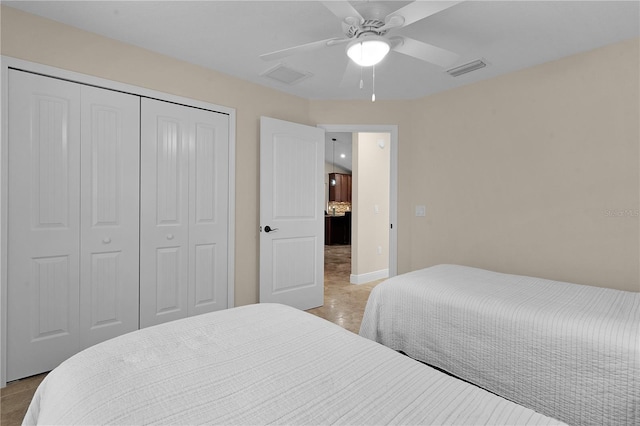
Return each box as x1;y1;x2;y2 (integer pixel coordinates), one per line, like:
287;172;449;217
6;1;639;101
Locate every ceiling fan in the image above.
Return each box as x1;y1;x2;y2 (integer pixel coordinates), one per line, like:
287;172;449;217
260;1;462;69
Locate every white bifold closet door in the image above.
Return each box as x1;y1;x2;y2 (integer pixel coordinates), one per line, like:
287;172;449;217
79;85;140;348
140;98;229;328
7;70;140;381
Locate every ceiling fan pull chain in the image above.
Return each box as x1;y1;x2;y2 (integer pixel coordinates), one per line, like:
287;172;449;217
360;66;364;89
371;64;376;102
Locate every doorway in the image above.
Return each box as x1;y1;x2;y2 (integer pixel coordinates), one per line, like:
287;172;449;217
320;125;398;284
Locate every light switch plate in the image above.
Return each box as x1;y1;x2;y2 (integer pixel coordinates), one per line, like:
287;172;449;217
415;205;426;217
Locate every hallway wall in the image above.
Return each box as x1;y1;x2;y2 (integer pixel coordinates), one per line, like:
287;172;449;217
351;132;390;283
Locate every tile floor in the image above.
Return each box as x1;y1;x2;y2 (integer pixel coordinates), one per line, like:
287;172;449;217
0;244;381;425
307;244;382;333
0;373;46;426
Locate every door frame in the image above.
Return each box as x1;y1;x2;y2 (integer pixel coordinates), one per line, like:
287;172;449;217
0;56;237;387
317;124;398;279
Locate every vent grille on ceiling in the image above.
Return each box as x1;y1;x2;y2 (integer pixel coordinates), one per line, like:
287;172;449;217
446;59;487;77
261;63;312;85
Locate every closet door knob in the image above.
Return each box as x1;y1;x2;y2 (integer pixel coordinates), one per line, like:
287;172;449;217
102;237;111;244
166;234;174;240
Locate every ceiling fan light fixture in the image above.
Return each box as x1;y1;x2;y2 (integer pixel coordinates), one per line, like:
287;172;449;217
347;36;390;67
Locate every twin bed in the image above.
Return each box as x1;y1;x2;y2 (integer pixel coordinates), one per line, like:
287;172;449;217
360;264;640;426
23;303;559;425
23;264;638;425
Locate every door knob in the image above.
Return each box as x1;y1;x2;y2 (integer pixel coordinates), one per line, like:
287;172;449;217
264;225;278;233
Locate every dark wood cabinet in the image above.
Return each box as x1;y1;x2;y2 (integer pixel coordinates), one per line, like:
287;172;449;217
324;213;351;245
329;173;352;202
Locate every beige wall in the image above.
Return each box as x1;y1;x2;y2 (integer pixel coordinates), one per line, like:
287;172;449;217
352;133;390;279
2;6;638;293
403;37;640;291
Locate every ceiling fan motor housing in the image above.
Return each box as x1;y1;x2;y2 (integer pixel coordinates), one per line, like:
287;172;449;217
347;19;388;38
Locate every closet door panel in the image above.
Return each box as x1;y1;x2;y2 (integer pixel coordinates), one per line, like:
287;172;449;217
189;114;229;316
140;99;190;328
140;99;229;326
7;71;81;381
79;86;140;348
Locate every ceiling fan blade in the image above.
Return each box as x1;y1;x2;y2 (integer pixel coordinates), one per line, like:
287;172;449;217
385;0;463;28
321;1;364;26
392;36;459;68
260;37;346;61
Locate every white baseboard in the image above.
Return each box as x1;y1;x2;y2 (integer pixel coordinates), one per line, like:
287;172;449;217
350;269;389;285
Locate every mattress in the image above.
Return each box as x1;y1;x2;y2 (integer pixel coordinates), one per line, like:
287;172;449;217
359;264;640;426
23;303;561;425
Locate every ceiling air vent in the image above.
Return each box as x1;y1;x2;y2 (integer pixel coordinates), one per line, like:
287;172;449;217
446;59;487;77
261;63;312;85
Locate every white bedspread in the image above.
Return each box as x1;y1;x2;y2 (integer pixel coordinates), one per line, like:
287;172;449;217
23;303;561;425
359;264;640;426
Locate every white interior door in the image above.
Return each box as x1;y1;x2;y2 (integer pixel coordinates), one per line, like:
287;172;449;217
79;86;140;348
140;98;229;328
259;117;324;310
7;70;81;381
